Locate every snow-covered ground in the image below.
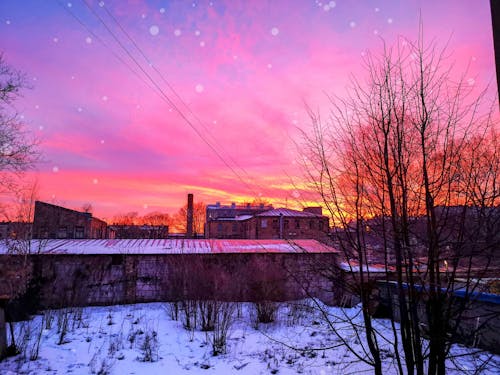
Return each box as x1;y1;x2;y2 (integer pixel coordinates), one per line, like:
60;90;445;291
1;301;498;374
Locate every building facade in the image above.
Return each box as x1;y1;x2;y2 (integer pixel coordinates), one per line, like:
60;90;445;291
206;205;330;241
32;201;109;239
109;225;169;239
205;202;273;238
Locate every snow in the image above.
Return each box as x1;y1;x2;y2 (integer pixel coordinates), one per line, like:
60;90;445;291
0;239;339;255
1;301;498;374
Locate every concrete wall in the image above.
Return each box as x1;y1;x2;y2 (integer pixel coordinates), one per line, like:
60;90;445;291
0;253;340;311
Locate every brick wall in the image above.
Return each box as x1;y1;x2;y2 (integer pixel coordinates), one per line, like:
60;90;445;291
246;216;329;240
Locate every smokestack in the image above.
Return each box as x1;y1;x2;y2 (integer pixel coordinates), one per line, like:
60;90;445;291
187;193;194;238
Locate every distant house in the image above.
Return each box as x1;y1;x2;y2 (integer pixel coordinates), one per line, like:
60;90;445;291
206;203;329;240
109;224;168;239
32;201;111;239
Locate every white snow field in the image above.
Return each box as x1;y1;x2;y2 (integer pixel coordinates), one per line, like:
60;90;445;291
1;301;498;374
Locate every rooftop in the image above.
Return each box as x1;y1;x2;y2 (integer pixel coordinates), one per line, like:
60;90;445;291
256;208;325;218
0;239;339;255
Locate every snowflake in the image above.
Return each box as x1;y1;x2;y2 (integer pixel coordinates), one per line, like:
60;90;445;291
143;204;149;209
39;125;44;130
77;107;83;112
200;41;205;47
141;14;147;19
375;7;380;12
99;1;105;7
149;25;159;36
195;84;204;93
270;27;279;36
52;166;59;173
467;78;475;86
267;63;272;69
102;95;108;101
71;75;75;80
472;56;477;62
100;139;105;144
213;120;217;124
67;2;72;7
33;77;37;81
174;29;181;36
349;21;356;28
85;37;92;44
373;29;379;35
195;30;201;36
35;104;40;109
329;1;336;7
6;20;11;25
53;37;59;43
387;18;393;24
160;7;165;14
93;178;99;184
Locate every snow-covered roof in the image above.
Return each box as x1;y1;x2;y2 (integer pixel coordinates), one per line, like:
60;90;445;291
0;239;339;255
212;215;253;221
256;208;325;218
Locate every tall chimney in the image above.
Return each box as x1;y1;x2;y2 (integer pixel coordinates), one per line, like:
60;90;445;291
187;193;194;238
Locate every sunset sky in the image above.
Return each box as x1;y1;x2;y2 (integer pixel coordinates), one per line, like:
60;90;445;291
0;0;496;220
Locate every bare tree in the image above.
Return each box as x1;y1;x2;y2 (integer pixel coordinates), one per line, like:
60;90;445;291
0;54;38;194
171;201;206;235
300;30;499;375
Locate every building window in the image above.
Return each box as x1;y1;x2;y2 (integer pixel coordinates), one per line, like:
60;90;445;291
295;220;300;229
75;226;84;239
261;219;267;228
217;223;222;232
272;219;278;228
309;220;314;229
284;220;289;228
232;223;237;232
57;226;67;238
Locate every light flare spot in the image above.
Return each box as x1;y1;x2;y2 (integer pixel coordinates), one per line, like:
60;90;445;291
149;25;159;36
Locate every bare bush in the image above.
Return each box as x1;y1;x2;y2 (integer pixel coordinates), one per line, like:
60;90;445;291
253;301;279;326
138;329;159;362
208;302;236;356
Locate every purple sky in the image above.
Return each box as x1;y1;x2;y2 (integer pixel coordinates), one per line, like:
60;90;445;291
0;0;496;219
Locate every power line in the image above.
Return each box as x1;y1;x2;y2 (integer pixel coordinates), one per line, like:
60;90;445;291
78;0;260;197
